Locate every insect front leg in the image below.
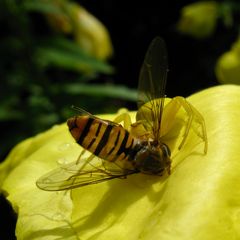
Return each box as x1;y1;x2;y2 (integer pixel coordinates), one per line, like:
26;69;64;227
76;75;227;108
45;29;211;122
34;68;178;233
113;109;152;140
113;109;132;131
162;96;208;153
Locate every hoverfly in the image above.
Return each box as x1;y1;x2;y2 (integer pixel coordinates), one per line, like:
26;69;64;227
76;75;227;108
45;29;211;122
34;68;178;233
36;37;208;191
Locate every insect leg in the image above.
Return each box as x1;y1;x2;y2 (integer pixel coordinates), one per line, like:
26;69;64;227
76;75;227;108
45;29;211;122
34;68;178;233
113;109;132;130
76;149;87;164
162;96;208;153
74;149;96;173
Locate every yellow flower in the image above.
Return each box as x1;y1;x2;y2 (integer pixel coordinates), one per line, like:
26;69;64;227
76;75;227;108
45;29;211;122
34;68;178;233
68;3;113;60
177;1;218;39
44;0;73;34
46;1;113;60
216;38;240;84
1;85;240;239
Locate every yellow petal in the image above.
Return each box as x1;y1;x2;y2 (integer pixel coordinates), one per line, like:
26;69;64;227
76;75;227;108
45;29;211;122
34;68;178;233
1;85;240;239
69;4;113;60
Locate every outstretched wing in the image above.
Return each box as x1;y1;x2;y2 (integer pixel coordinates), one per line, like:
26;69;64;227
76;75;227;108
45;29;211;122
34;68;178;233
136;37;168;141
36;156;138;191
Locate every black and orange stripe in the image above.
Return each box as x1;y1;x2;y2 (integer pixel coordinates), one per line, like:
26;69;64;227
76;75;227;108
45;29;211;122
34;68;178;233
67;116;137;163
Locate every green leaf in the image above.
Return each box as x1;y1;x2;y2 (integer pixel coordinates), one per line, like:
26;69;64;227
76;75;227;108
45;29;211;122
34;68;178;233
36;38;114;74
0;108;23;121
23;0;63;15
62;83;138;101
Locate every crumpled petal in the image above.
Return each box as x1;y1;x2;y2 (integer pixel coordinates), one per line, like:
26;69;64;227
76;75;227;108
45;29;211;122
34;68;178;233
1;85;240;240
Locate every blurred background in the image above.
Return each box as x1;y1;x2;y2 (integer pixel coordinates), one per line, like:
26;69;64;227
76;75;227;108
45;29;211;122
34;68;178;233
1;0;240;239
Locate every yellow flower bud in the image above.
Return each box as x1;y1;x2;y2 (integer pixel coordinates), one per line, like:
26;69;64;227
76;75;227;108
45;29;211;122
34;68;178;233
68;4;113;60
46;12;73;34
177;1;218;39
45;0;73;34
216;38;240;84
44;1;113;60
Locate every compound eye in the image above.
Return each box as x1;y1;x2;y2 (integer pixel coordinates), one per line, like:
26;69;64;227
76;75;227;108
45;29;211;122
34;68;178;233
162;143;171;157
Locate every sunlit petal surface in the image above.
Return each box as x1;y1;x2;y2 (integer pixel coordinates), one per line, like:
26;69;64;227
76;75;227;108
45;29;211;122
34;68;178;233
1;85;240;240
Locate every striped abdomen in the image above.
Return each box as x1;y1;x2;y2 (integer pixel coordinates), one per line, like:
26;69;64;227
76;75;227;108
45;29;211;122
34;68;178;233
67;116;137;162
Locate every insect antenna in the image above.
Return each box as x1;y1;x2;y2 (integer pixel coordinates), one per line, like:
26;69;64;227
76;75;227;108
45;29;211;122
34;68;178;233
70;105;93;116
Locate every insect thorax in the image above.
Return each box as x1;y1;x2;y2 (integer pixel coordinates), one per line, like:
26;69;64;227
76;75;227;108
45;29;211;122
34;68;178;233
132;140;171;175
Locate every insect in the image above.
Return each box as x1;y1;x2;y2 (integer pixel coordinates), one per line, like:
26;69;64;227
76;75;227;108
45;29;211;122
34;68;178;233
36;37;208;191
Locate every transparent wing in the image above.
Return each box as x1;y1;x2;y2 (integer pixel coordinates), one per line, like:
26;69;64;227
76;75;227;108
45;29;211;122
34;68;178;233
136;37;168;141
36;156;138;191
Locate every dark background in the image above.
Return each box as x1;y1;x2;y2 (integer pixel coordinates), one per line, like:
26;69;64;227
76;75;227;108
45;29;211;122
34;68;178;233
81;0;233;97
0;1;237;239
